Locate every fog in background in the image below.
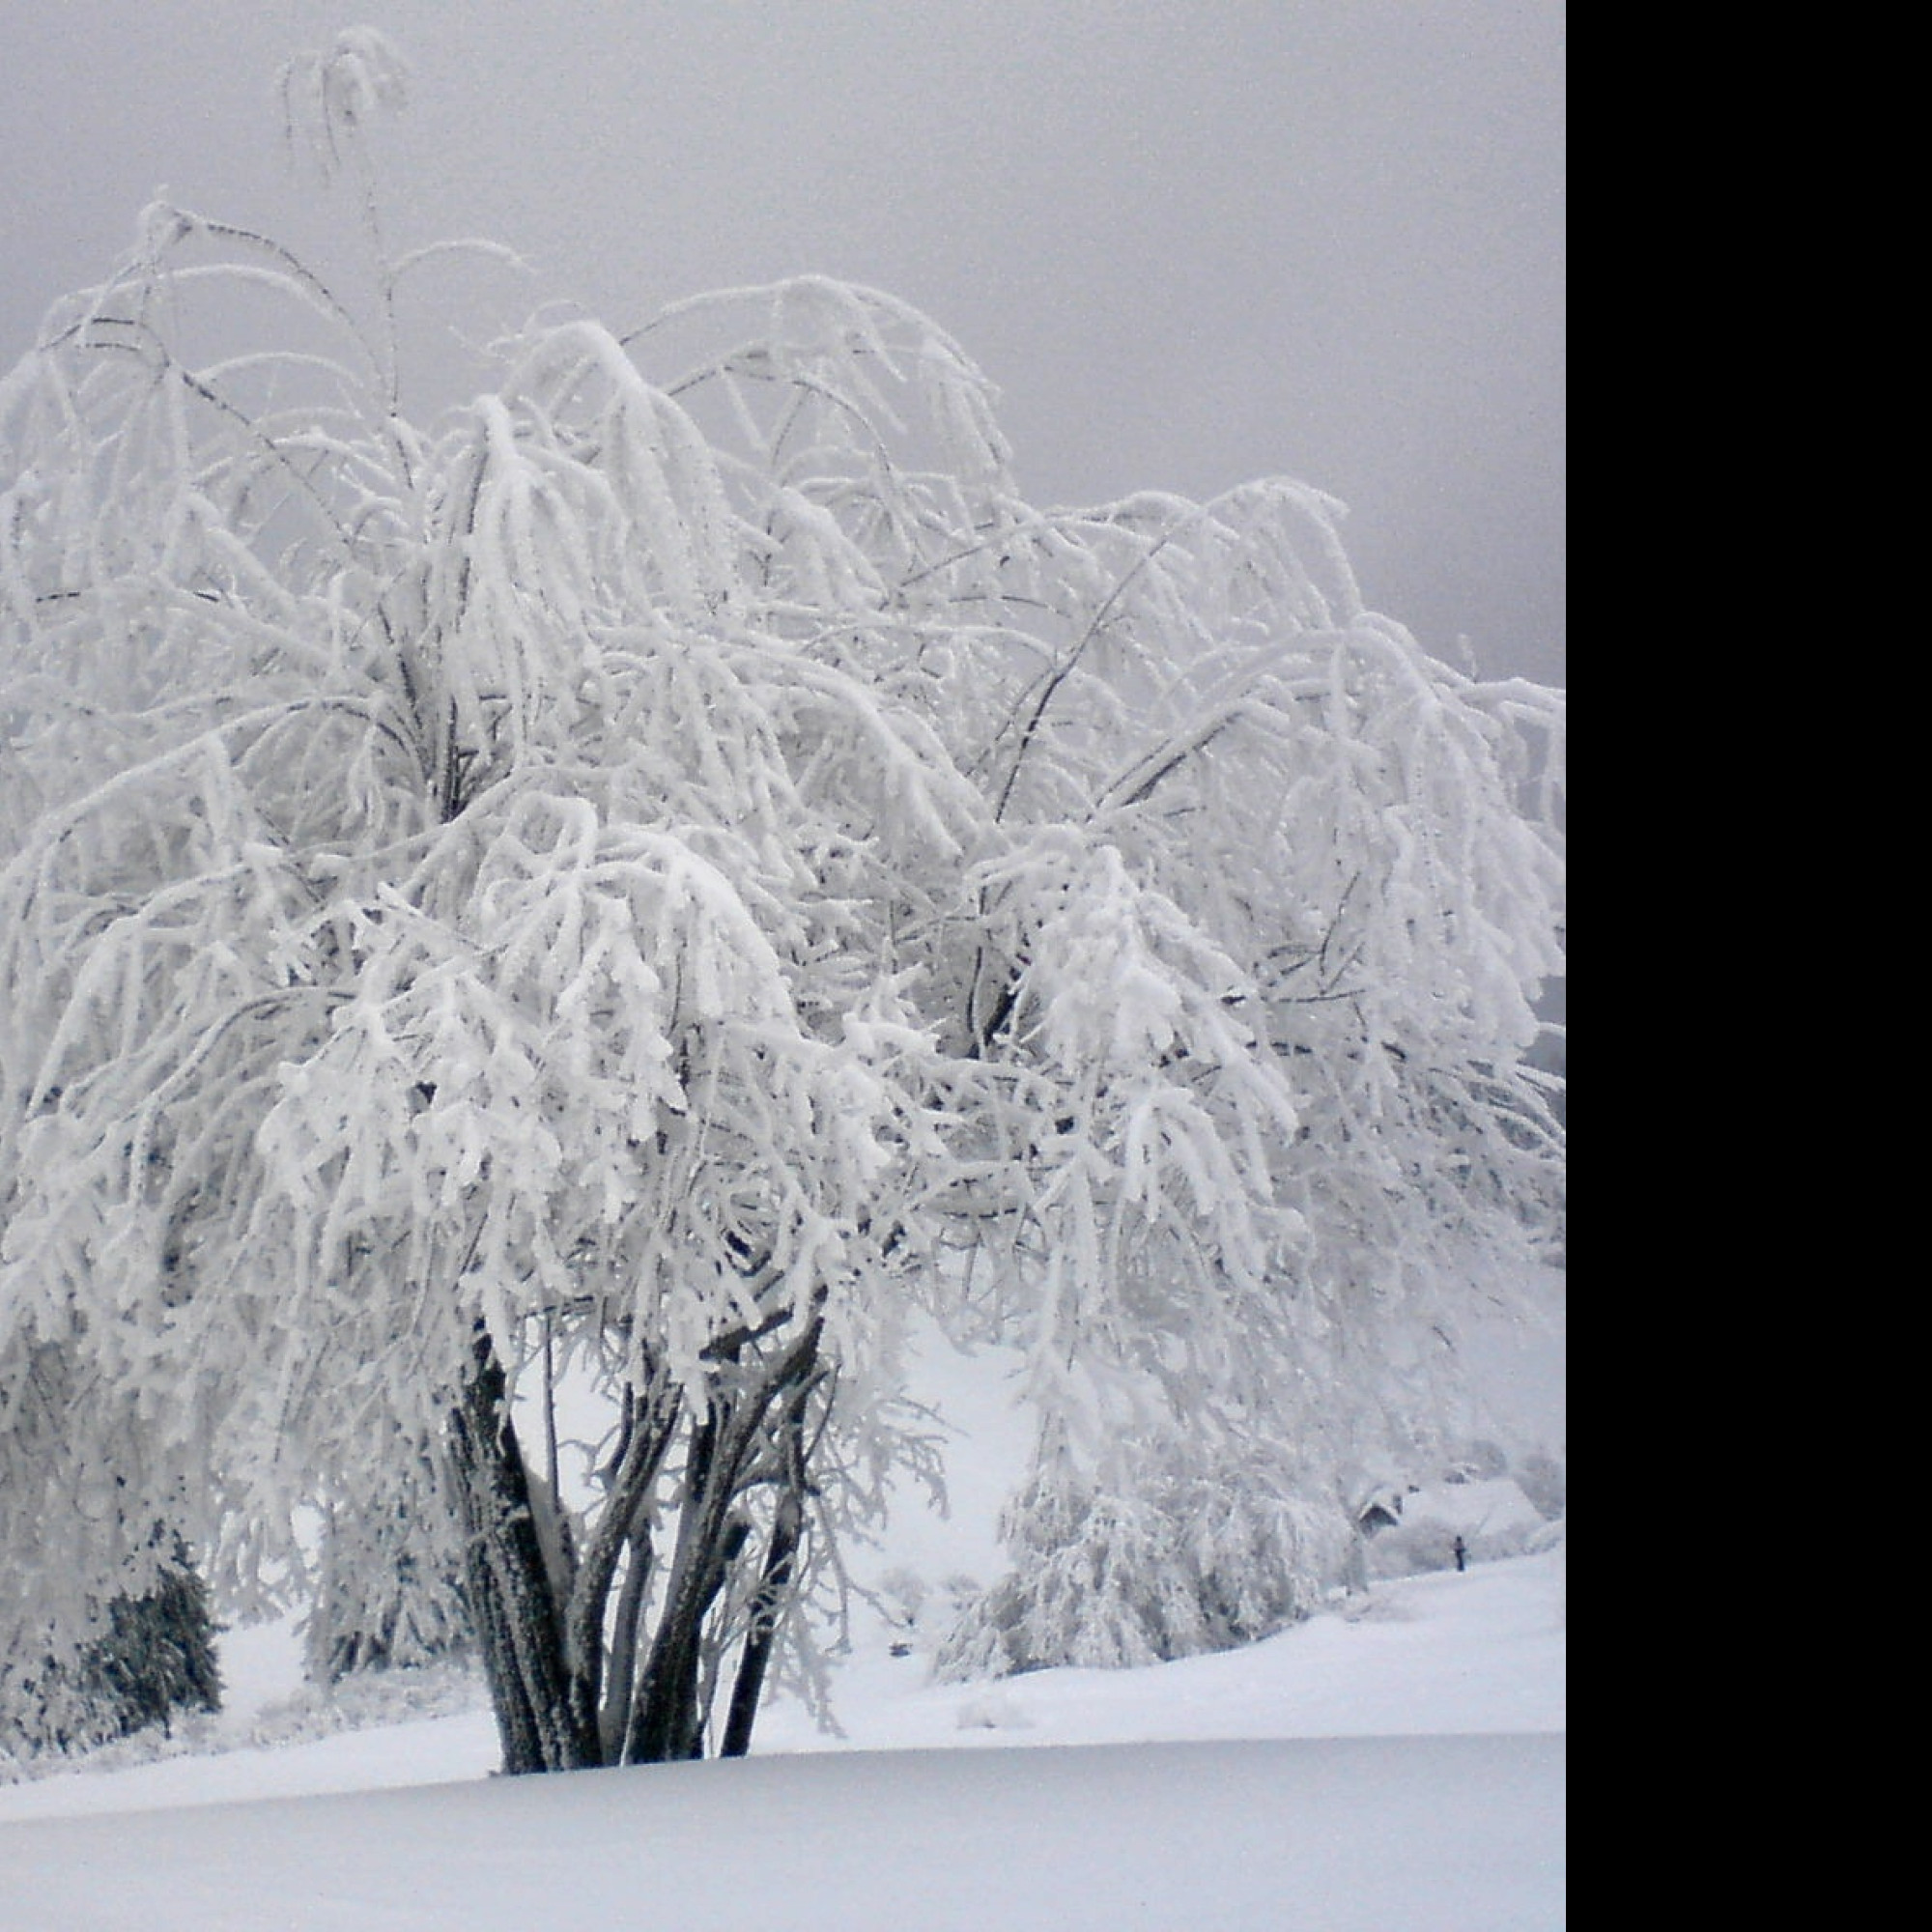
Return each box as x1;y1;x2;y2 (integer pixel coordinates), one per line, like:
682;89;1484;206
1;1;1563;686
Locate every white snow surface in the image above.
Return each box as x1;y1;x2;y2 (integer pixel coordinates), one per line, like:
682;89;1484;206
0;1307;1565;1927
0;1558;1564;1931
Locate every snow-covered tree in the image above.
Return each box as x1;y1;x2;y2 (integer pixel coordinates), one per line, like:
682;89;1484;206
0;32;1562;1768
0;1530;220;1759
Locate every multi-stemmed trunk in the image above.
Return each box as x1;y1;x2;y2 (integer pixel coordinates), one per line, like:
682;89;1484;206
444;1316;823;1775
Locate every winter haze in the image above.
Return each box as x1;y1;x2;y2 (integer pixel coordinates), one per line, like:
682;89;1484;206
0;0;1565;687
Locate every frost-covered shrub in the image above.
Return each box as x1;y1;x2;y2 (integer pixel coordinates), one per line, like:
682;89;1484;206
72;1558;222;1739
939;1458;1354;1675
0;1543;219;1758
302;1473;472;1684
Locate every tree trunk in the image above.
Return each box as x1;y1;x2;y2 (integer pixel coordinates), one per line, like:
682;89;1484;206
721;1482;803;1758
623;1405;753;1764
447;1316;826;1774
447;1326;601;1774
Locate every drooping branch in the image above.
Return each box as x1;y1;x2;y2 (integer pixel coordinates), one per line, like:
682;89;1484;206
0;30;1561;1765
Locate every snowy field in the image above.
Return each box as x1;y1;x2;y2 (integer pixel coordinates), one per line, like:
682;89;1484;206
0;1544;1564;1928
0;1297;1565;1927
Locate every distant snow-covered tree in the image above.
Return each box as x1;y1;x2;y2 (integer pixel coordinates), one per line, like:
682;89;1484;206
301;1451;471;1686
0;31;1562;1768
0;1531;220;1759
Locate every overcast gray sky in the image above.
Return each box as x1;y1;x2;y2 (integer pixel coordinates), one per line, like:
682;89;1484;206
1;1;1564;686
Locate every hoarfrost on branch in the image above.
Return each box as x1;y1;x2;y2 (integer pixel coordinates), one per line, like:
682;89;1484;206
0;31;1563;1767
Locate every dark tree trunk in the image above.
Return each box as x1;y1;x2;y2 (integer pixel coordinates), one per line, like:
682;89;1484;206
721;1482;804;1758
447;1326;600;1774
722;1333;819;1759
623;1406;754;1764
445;1312;826;1776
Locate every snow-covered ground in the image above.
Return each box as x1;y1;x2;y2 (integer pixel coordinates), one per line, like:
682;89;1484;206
0;1286;1564;1927
0;1547;1563;1929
